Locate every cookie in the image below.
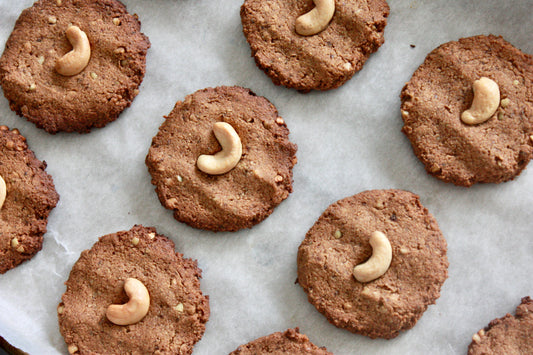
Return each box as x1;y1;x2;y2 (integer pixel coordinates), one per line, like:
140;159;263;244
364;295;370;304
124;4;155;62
230;328;332;355
0;125;59;274
297;189;448;339
146;86;297;232
58;225;210;354
468;297;533;355
401;35;533;186
0;0;150;133
241;0;389;92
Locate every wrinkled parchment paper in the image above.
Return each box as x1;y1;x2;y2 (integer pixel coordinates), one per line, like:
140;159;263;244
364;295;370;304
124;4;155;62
0;0;532;354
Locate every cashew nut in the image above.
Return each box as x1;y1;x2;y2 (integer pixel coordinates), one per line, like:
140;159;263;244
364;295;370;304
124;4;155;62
55;26;91;76
461;77;500;125
295;0;335;36
0;176;6;210
106;278;150;325
197;122;242;175
353;231;392;283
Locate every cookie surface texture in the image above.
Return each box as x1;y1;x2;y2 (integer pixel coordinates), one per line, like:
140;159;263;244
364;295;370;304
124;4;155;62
0;126;59;274
468;297;533;355
297;189;448;339
0;0;150;133
58;225;210;354
401;35;533;186
146;86;298;232
240;0;389;91
230;328;332;355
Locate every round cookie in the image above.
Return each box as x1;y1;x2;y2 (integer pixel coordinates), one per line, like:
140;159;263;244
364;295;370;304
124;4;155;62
240;0;389;92
146;86;298;232
230;328;332;355
401;35;533;186
0;0;150;133
468;297;533;355
297;189;448;339
58;225;210;354
0;125;59;274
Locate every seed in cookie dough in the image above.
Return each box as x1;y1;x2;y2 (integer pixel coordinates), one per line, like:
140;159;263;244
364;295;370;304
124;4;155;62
11;238;26;253
131;237;139;245
275;117;284;125
90;72;98;79
48;16;57;24
10;238;19;249
67;344;78;354
177;175;183;182
174;303;184;312
37;55;45;64
28;83;36;91
500;98;511;108
113;18;121;26
334;230;342;239
274;175;283;182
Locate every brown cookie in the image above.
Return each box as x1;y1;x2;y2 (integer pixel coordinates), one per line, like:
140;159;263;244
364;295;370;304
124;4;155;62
0;0;150;133
468;297;533;355
0;125;59;274
401;35;533;186
146;86;297;232
58;225;210;354
230;328;332;355
240;0;389;92
297;189;448;339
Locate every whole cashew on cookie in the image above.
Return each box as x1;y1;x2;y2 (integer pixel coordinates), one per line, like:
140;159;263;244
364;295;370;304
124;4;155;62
106;278;150;325
197;122;242;175
0;176;6;209
461;77;500;125
353;231;392;283
295;0;335;36
55;26;91;76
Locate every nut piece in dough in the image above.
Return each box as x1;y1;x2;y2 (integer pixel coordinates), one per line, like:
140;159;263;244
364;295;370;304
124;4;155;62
55;26;91;76
353;231;392;283
197;122;243;175
0;175;6;209
461;77;500;125
295;0;335;36
106;278;150;325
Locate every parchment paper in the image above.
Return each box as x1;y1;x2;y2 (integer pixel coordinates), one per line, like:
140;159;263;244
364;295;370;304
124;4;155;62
0;0;532;354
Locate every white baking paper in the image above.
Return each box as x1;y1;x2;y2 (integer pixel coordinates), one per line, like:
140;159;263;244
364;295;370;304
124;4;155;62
0;0;532;354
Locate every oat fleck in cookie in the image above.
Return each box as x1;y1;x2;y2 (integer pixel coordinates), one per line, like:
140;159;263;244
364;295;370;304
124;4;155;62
401;35;533;186
0;0;150;133
146;86;298;232
297;189;448;339
230;328;332;354
0;126;59;274
468;297;533;355
58;225;210;354
240;0;389;92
